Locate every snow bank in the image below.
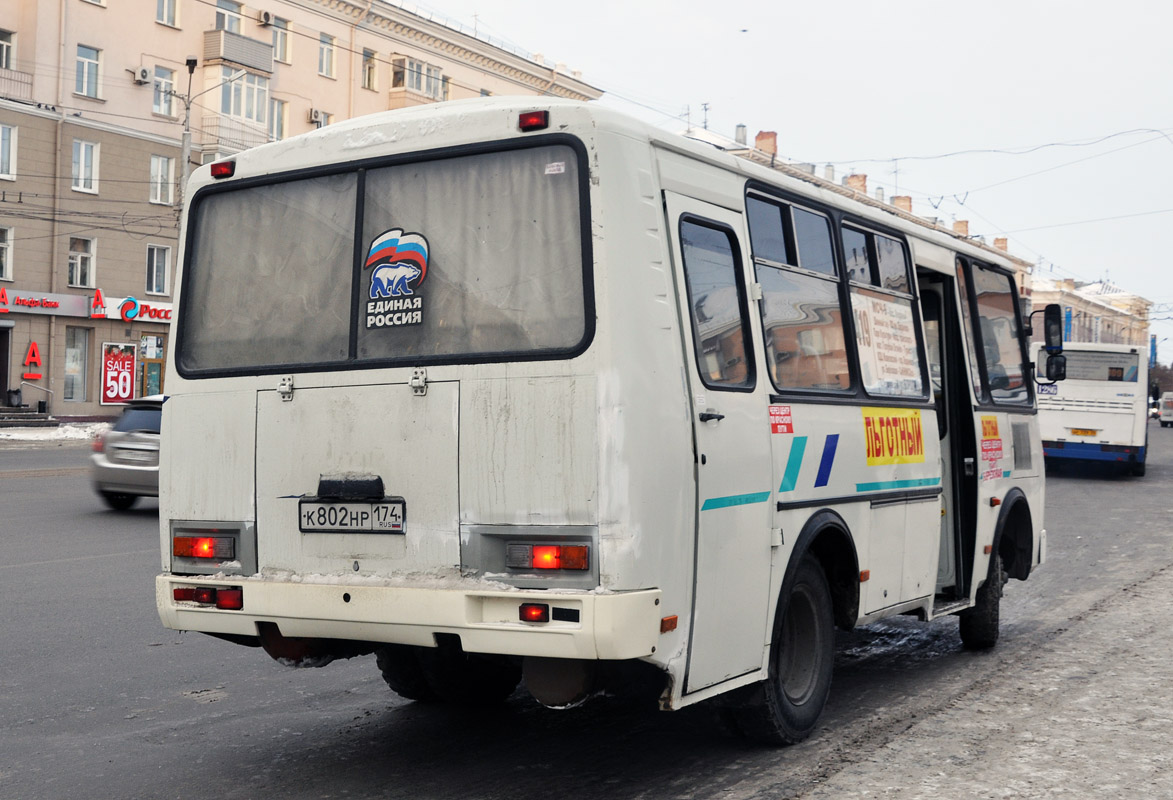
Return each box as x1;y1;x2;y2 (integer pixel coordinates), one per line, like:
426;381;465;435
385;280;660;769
0;422;110;442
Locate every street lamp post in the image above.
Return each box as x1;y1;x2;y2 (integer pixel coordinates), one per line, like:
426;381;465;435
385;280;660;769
171;59;246;206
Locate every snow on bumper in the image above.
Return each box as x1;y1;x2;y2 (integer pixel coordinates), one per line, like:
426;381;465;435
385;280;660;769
156;575;662;661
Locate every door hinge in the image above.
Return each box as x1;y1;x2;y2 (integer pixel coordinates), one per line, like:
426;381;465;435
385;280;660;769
278;374;294;401
410;367;428;396
750;282;763;301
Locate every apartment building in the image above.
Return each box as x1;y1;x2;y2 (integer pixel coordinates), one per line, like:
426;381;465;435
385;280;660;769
1031;278;1151;346
0;0;599;417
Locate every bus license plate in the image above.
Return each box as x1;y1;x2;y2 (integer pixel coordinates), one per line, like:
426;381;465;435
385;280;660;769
1070;428;1098;437
299;500;405;534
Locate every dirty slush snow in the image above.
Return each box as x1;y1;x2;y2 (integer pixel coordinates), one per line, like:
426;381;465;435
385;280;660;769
799;566;1173;800
0;422;109;442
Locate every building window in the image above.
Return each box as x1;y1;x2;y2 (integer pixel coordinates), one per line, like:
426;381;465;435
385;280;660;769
69;236;96;286
391;58;445;100
149;155;174;205
272;18;290;63
362;49;377;90
0;227;11;281
318;34;335;77
0;124;14;180
153;66;175;116
146;245;170;295
220;67;268;125
68;237;95;288
156;0;176;26
0;30;13;70
215;0;242;33
76;45;100;98
268;98;286;141
72;140;99;193
65;327;89;402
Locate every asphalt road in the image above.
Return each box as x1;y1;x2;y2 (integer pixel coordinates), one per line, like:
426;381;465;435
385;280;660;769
1;427;1170;800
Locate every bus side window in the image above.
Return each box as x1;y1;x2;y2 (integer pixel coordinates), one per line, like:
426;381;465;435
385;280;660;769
746;195;850;392
679;219;755;389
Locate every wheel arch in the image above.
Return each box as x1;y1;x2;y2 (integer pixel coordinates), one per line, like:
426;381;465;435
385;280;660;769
782;509;860;632
994;488;1033;581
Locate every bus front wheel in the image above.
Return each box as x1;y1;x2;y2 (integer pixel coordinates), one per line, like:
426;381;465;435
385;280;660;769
724;554;835;745
959;552;1004;649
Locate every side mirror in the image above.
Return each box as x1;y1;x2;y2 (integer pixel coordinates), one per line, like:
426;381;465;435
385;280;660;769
1045;353;1066;381
1043;304;1063;353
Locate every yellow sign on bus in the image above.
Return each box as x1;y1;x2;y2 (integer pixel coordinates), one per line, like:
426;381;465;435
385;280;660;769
863;407;926;466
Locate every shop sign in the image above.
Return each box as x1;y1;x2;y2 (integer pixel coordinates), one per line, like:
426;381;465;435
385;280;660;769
101;342;137;405
102;296;173;323
22;341;43;380
0;287;91;317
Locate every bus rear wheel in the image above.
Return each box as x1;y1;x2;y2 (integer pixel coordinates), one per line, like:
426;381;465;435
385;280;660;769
375;644;439;702
723;555;835;745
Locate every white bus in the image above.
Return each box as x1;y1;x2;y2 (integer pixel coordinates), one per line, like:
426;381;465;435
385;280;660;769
156;98;1063;744
1034;342;1148;475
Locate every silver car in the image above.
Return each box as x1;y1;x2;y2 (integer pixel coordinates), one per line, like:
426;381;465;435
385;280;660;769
91;396;163;510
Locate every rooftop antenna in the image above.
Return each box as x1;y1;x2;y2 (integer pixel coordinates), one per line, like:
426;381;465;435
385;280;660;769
701;102;710;130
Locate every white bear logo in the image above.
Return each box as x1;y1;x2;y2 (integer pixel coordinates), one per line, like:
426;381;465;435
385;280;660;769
370;263;422;298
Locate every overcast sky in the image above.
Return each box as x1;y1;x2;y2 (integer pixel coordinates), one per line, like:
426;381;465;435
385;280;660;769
409;0;1173;355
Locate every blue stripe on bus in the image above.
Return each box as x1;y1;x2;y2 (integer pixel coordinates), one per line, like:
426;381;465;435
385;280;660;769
814;434;839;488
779;436;808;492
701;491;772;511
855;477;942;492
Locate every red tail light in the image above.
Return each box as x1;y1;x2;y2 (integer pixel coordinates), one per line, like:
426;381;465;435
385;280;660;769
505;544;590;571
519;603;549;623
174;536;235;559
92;434;105;453
215;588;244;610
210;160;236;179
193;587;217;604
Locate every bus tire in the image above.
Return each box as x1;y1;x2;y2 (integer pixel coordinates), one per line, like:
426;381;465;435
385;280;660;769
416;642;522;705
959;552;1003;649
1131;459;1146;477
375;644;439;702
725;555;835;745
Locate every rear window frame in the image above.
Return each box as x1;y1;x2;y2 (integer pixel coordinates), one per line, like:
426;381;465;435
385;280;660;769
174;134;595;379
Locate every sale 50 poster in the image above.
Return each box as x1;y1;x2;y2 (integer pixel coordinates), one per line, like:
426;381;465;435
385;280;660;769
101;342;137;405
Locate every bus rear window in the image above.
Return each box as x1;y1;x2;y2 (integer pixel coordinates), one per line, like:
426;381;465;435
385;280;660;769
178;143;587;374
1040;350;1138;382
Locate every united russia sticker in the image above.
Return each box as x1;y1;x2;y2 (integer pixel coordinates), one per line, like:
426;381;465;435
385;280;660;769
364;227;429;329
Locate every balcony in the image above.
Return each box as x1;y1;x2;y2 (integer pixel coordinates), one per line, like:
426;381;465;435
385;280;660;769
388;87;440;111
203;29;273;74
0;66;33;101
201;114;268;153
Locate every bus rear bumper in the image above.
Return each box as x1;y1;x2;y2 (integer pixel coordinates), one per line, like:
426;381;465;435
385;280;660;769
156;575;662;661
1042;441;1144;463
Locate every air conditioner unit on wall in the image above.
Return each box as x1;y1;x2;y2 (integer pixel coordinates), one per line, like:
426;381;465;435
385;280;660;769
133;66;151;85
257;10;274;25
308;109;323;124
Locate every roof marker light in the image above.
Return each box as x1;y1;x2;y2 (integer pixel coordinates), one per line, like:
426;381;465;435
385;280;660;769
210;160;236;179
518;110;549;132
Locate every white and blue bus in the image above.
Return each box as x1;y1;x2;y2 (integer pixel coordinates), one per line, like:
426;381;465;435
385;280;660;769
1034;341;1148;475
156;98;1062;744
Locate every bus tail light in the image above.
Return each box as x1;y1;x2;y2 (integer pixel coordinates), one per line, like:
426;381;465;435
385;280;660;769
518;110;549;132
519;603;549;623
173;536;235;560
505;544;589;571
210;160;236;179
174;586;244;610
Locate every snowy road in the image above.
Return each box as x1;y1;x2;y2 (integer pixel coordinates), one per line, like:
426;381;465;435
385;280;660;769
0;427;1170;799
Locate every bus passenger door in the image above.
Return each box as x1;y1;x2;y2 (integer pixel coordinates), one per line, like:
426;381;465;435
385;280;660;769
918;272;978;603
665;192;774;694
